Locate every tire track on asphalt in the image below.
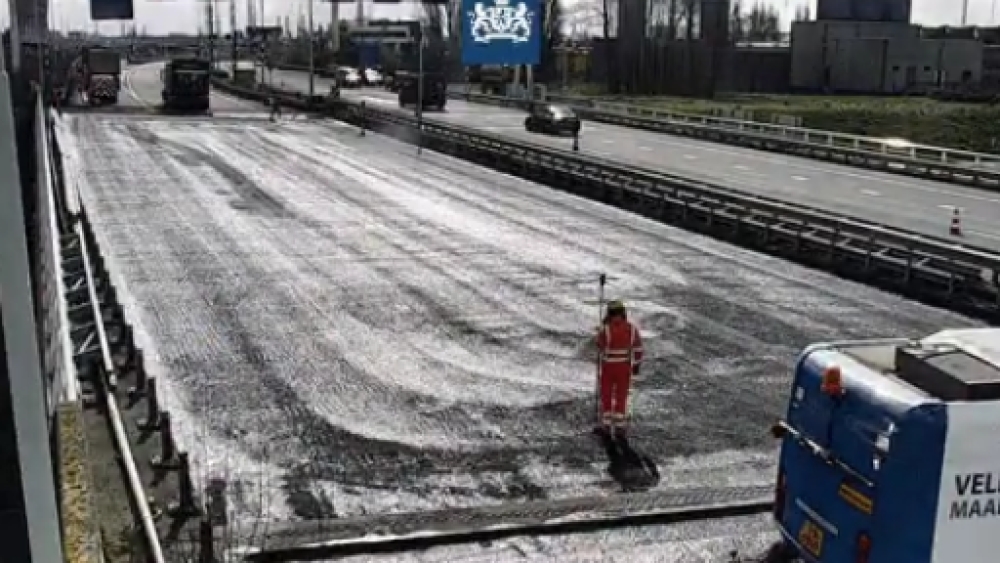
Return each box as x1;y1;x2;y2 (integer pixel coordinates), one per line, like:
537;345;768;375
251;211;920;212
179;124;609;474
85;119;610;515
71;115;981;524
263;126;969;455
259;129;797;456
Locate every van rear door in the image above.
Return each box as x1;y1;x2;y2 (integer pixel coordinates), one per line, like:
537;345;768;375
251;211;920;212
779;360;885;561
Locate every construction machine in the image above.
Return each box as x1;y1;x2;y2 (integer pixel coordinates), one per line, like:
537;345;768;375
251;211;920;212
161;56;211;113
763;328;1000;563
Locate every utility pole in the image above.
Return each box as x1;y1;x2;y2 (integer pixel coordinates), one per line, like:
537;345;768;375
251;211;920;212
231;0;239;73
331;0;340;62
962;0;970;25
207;0;216;68
308;0;315;97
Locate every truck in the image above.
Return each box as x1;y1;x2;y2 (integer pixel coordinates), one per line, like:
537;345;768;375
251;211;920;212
396;70;446;110
160;57;211;113
80;47;121;105
766;327;1000;563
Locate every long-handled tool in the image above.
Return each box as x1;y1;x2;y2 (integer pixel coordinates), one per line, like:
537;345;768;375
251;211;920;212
594;273;606;429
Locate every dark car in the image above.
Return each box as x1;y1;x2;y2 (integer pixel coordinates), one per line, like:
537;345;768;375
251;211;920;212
524;104;581;136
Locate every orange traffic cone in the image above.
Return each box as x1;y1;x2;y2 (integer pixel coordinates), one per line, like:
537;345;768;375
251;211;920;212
949;208;963;236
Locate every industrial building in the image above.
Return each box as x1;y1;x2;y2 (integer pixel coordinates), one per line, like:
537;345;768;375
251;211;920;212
790;0;983;93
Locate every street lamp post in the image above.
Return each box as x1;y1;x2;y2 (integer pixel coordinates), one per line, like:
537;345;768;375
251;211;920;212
307;0;315;98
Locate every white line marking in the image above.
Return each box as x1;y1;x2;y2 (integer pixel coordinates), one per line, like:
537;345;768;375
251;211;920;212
639;146;653;151
683;154;697;160
860;189;880;196
792;175;809;181
122;71;148;107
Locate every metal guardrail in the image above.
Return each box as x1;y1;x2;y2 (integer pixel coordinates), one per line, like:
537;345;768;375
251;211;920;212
216;79;1000;323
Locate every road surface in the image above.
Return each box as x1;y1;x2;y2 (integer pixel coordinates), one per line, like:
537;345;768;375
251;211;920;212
268;69;1000;252
54;109;976;560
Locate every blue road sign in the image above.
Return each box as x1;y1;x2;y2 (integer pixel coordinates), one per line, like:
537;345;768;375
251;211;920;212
90;0;134;20
460;0;541;66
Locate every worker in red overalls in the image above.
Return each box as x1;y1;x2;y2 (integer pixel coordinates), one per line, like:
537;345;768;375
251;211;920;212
595;300;644;437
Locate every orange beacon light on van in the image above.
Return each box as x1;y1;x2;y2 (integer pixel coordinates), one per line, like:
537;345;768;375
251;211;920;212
821;365;844;396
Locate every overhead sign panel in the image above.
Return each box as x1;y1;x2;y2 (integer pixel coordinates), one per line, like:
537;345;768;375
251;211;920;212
460;0;541;66
90;0;134;20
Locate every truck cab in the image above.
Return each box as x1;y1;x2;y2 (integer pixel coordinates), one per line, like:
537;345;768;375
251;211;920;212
770;328;1000;563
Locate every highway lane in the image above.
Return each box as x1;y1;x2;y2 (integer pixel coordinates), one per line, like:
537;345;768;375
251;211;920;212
270;69;1000;252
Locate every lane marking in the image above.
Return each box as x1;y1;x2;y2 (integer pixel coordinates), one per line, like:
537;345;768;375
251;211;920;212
639;146;653;151
122;70;149;107
683;154;696;160
860;189;880;197
792;175;809;181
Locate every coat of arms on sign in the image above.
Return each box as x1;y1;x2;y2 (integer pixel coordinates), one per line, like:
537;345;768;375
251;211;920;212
468;0;534;43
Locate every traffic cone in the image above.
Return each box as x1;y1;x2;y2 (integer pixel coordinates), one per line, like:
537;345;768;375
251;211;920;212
950;208;963;236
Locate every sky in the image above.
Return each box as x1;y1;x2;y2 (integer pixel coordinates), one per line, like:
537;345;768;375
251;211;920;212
0;0;988;36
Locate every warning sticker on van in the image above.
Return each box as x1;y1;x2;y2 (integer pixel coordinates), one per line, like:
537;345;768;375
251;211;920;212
948;473;1000;519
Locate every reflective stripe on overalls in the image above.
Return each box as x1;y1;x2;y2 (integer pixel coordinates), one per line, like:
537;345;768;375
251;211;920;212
601;324;640;364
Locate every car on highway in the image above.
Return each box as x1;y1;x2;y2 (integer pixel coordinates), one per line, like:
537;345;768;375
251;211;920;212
338;67;363;88
363;68;382;86
524;104;581;136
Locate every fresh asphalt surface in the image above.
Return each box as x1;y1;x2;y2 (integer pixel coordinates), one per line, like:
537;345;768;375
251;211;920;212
269;69;1000;252
56;64;980;561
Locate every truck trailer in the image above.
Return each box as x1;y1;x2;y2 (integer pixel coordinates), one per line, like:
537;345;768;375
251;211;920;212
80;47;121;105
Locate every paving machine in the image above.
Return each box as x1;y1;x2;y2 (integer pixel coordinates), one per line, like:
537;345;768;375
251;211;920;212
161;56;211;113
